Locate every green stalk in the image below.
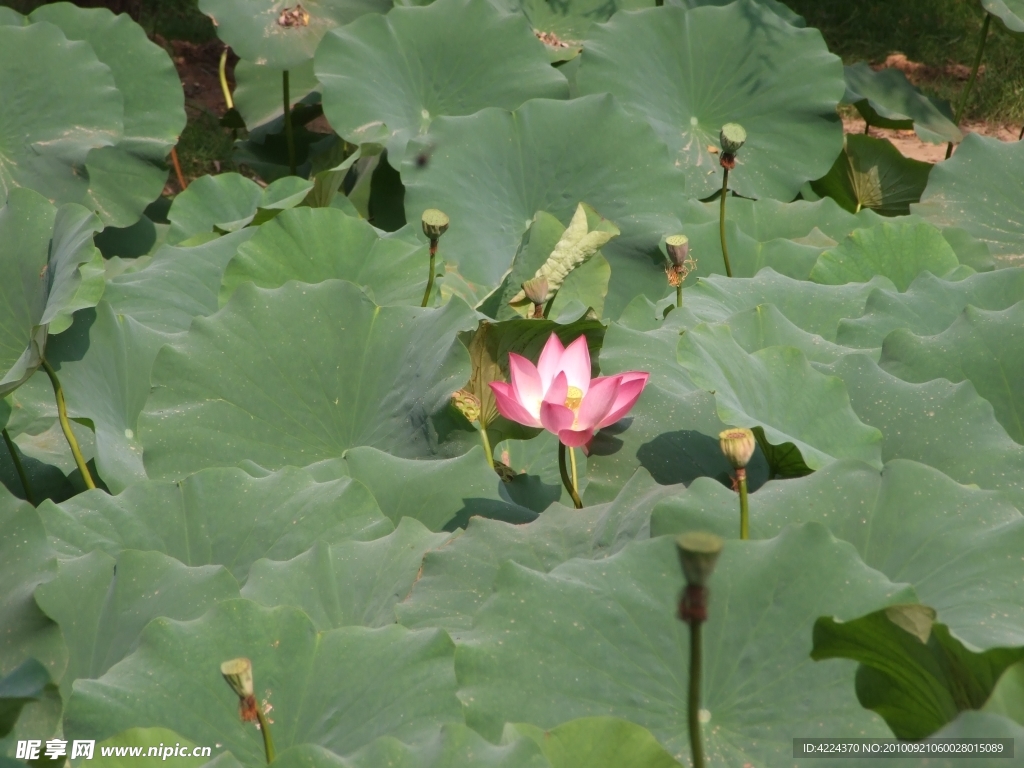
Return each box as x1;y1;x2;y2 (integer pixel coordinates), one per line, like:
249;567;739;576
421;238;438;307
2;428;34;505
676;284;682;309
479;424;494;469
946;13;992;160
558;442;583;509
255;708;276;764
719;168;733;278
283;70;296;177
688;619;704;768
569;445;579;495
219;48;234;110
41;359;95;491
738;468;749;540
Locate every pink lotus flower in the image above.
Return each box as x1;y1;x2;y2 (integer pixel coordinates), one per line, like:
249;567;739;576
490;333;649;448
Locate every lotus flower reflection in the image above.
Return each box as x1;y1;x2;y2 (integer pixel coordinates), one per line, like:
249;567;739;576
490;334;649;448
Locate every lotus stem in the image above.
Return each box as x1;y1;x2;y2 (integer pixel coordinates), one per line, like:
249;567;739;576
2;428;34;505
41;359;95;491
719;168;733;278
946;12;991;160
558;442;583;509
1018;124;1023;141
283;70;296;177
737;468;749;540
170;147;187;190
676;284;683;309
421;238;438;307
219;47;234;110
255;709;275;764
569;445;579;495
688;617;704;768
479;424;494;469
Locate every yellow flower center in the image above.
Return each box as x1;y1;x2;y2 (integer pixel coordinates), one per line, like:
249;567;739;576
564;386;584;411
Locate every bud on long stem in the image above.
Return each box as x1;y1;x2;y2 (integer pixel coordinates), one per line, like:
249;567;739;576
221;659;275;764
420;210;449;307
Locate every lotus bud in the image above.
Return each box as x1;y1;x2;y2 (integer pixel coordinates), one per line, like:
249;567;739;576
719;123;747;156
451;389;481;423
676;532;724;588
221;658;259;722
522;276;550;306
719;427;755;470
421;209;450;241
665;235;690;267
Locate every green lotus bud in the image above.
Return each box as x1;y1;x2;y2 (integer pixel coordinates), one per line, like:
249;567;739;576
522;276;550;306
719;427;755;469
720;123;747;156
421;209;450;240
676;532;724;587
220;658;254;699
665;235;690;267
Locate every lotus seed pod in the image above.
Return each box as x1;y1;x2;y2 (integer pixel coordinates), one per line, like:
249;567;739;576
665;234;690;267
220;658;254;699
522;276;550;306
676;532;724;587
421;209;450;240
451;389;481;423
719;427;756;469
720;123;747;155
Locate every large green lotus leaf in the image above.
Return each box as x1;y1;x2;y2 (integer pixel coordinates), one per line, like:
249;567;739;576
575;3;844;201
398;469;677;636
677;323;883;469
233;59;319;131
652;459;1024;650
167;174;313;245
0;190;104;399
220;207;430;307
36;465;391;582
402;95;689;314
105;230;256;333
89;728;205;768
316;0;567;160
272;724;550;768
0;659;50;739
721;304;855;365
843;62;961;144
139;280;477;478
983;659;1024;725
199;0;391;71
241;518;448;629
821;355;1024;510
913;134;1024;265
506;718;682;768
65;600;462;765
982;0;1024;33
28;3;186;227
668;0;803;25
457;525;911;762
812;134;932;217
812;605;1024;740
879;302;1024;444
835;269;1024;350
341;446;535;530
811;222;961;291
34;550;239;699
0;23;123;210
486;0;653;40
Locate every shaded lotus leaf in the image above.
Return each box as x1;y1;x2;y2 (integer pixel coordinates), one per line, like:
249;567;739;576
457;525;911;761
65;600;462;765
242;518;448;629
34;550;239;698
489;0;654;40
493;430;593;512
37;465;391;582
576;2;844;201
28;3;186;227
233;58;319;131
0;659;50;739
316;0;568;159
812;605;1024;739
139;280;477;478
198;0;392;72
105;230;256;333
844;62;961;144
505;718;682;768
668;0;803;24
983;660;1024;726
913;133;1024;266
167;174;313;244
811;221;961;291
822;354;1024;510
677;323;883;470
982;0;1024;33
880;302;1024;444
220;207;430;307
652;459;1024;650
341;446;535;531
0;22;123;212
0;190;104;399
398;469;678;636
402;95;689;314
